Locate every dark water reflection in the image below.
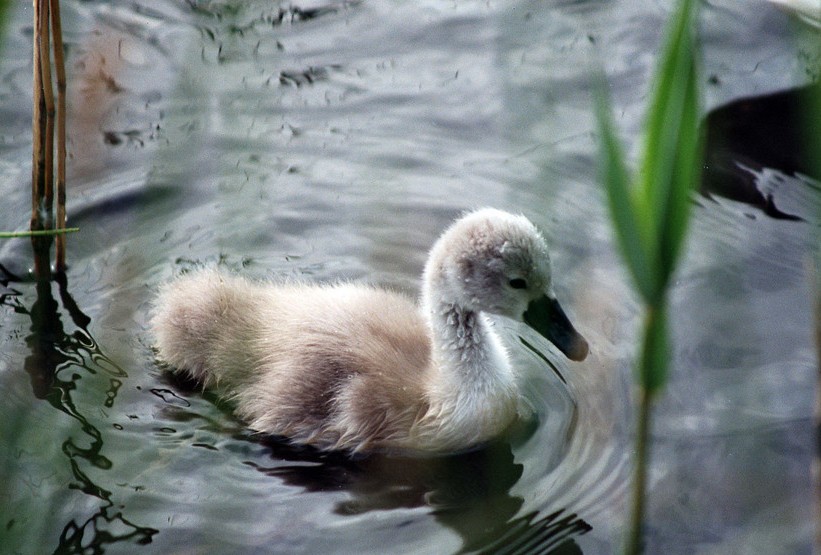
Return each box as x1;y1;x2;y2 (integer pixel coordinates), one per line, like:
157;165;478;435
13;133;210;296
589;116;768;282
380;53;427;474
2;254;159;553
158;370;588;553
702;82;821;221
0;0;818;554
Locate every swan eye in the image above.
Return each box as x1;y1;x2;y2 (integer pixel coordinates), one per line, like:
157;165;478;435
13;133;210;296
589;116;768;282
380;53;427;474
508;278;528;290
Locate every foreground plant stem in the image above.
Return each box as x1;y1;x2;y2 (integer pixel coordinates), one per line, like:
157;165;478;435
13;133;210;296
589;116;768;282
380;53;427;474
626;380;654;555
625;303;666;555
596;0;698;550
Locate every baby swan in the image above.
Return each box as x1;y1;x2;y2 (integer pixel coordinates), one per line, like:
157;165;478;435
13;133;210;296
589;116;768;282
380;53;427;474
151;208;588;454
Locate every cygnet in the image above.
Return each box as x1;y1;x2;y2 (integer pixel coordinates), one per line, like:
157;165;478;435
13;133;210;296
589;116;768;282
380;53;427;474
151;208;588;454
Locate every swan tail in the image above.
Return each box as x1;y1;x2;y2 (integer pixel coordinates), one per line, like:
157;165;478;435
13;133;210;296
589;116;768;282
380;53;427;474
151;268;244;385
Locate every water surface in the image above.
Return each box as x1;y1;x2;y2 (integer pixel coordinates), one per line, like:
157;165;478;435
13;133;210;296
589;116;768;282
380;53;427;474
0;1;818;553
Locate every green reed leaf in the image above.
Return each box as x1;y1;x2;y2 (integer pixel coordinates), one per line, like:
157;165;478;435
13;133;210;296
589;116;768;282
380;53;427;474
638;0;700;294
0;227;80;238
661;63;701;280
595;87;656;302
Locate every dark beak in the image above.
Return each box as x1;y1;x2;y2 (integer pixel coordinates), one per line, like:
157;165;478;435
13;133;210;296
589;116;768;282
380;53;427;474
522;295;589;362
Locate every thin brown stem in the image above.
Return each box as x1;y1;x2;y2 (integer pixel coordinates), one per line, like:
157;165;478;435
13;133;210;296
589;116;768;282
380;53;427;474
51;0;67;272
39;0;54;229
31;0;52;278
31;0;45;229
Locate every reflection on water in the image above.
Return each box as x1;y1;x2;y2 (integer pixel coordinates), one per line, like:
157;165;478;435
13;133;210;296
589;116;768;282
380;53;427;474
1;252;158;552
159;369;590;553
702;82;821;221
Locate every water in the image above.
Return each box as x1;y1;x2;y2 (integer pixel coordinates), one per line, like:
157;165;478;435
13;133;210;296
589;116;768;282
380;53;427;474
0;1;818;553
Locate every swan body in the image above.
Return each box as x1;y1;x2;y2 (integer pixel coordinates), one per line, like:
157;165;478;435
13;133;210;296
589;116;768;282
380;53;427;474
151;208;588;454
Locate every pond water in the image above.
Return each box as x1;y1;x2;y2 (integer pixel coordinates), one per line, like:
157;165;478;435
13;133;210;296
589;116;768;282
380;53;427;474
0;1;819;553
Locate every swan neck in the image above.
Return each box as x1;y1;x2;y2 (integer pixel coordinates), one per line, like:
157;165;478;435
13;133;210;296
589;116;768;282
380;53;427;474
426;300;499;375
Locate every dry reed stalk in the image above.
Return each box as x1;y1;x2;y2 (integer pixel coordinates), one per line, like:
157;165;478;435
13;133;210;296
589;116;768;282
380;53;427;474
51;0;67;272
30;0;68;276
39;1;54;226
31;0;45;231
31;0;50;277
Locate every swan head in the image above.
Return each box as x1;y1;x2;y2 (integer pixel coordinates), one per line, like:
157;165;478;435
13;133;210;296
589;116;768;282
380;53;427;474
423;208;588;361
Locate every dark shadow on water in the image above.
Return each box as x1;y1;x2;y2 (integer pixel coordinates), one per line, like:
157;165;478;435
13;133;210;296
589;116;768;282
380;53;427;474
701;82;820;221
251;437;590;554
161;357;591;553
0;242;158;553
237;421;588;553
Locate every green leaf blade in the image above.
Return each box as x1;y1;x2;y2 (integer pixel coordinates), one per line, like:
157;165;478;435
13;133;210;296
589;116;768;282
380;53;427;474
0;227;80;238
660;53;702;280
595;88;656;303
637;0;700;292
